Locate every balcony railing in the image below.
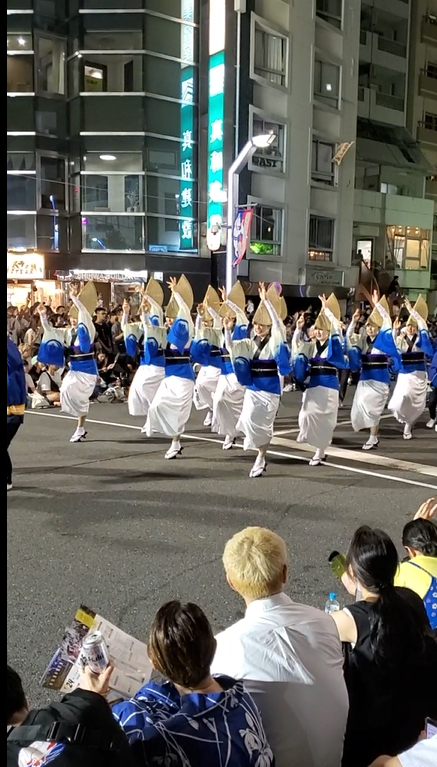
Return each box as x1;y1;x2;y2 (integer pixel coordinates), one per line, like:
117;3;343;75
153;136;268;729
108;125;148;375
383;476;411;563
375;91;404;111
419;68;437;96
421;16;437;45
377;36;407;59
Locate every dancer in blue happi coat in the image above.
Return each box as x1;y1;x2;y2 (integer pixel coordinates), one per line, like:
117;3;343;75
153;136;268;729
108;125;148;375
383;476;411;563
37;281;98;443
293;294;347;466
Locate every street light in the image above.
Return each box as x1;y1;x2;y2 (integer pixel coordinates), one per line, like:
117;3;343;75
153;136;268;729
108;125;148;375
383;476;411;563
225;133;276;294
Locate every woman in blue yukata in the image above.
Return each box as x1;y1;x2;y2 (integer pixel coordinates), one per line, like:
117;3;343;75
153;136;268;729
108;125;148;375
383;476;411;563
144;275;201;460
192;285;223;428
293;294;346;466
121;278;166;432
223;283;291;478
37;281;98;443
112;601;274;767
388;295;434;440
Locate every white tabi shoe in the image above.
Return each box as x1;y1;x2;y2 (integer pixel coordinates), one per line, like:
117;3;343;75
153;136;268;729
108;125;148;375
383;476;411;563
203;411;213;427
362;435;379;451
426;418;436;429
249;457;266;478
222;436;235;450
309;449;325;466
70;428;87;443
140;422;148;434
403;424;413;440
7;483;13;491
165;442;183;459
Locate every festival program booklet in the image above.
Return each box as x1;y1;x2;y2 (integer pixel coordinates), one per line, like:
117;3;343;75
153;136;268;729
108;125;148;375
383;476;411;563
40;604;152;698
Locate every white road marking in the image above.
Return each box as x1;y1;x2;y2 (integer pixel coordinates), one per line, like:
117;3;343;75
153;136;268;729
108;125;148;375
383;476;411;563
28;410;437;490
272;436;437;478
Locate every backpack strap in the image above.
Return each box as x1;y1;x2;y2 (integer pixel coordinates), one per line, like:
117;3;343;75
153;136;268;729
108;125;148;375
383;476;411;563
7;722;119;750
406;560;432;576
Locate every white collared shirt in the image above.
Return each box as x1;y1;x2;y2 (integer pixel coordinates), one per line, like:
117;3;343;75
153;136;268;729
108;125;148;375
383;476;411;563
211;592;348;767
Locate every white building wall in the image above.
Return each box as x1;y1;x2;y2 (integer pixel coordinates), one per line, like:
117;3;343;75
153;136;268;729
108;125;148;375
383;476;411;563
244;0;361;288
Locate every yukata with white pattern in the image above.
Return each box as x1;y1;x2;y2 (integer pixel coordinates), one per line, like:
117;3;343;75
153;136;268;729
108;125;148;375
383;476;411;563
112;677;274;767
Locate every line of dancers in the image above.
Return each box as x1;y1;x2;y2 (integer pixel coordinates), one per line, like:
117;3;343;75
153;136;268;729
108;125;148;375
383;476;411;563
36;276;435;477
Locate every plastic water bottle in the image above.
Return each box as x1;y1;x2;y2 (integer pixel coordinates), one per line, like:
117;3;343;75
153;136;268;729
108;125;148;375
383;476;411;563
325;592;340;614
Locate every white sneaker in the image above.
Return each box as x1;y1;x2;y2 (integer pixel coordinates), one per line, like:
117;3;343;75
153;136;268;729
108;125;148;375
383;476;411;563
223;436;235;450
426;419;436;429
403;424;412;440
362;435;379;450
141;422;148;434
309;449;325;466
7;483;13;492
283;384;293;393
203;411;213;427
70;428;87;443
165;442;182;459
249;457;266;478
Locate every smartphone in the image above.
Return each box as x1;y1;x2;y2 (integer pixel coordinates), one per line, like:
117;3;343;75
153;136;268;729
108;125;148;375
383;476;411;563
426;718;437;738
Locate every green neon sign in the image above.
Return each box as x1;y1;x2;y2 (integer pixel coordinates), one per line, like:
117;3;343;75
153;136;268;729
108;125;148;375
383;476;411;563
206;49;225;239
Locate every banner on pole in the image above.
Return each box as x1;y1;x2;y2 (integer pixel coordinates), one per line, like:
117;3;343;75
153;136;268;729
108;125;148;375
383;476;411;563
232;208;253;268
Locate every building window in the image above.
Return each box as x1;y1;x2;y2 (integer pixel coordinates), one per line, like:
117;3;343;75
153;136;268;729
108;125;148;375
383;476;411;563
314;59;340;108
39;156;66;212
316;0;343;29
251;114;285;172
386;226;430;270
311;139;336;185
252;19;288;88
7;175;36;211
424;112;437;131
7;213;36;250
7;53;34;92
7;34;32;52
426;62;437;79
81;215;144;251
249;205;283;256
308;215;335;261
36;36;65;94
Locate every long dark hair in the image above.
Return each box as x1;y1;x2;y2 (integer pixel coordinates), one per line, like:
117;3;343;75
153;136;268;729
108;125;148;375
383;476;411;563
346;526;428;666
402;519;437;557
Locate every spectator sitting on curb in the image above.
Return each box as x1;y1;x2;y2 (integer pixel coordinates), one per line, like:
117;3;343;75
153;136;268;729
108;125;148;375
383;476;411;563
7;663;135;767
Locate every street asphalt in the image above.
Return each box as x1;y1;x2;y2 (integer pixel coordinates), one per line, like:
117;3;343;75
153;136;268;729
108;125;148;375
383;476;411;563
7;388;436;707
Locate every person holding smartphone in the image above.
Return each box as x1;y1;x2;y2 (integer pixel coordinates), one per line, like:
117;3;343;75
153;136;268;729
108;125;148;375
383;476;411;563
368;728;436;767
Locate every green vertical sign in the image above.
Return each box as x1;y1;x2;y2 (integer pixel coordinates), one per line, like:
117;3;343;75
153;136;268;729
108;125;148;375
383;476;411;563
206;49;225;242
180;66;195;249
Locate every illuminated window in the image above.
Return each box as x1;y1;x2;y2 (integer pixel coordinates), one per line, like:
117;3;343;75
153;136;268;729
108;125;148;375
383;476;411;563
309;216;335;261
314;59;340;108
250;205;283;256
251;114;285;173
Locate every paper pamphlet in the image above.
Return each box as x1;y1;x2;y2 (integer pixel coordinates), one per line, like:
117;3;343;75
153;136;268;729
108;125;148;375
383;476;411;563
40;604;152;698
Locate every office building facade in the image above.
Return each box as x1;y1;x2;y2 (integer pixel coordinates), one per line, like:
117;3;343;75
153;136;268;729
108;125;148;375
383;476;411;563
7;0;210;304
354;0;435;304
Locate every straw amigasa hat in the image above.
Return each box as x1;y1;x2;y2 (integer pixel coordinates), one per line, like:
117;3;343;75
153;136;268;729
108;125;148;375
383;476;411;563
366;295;390;329
406;294;428;326
314;293;341;331
252;284;282;326
165;274;194;319
218;281;246;319
203;285;221;321
69;281;98;320
144;277;164;307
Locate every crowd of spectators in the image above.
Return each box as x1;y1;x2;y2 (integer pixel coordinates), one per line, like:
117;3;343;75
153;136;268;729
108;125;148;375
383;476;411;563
7;500;437;767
